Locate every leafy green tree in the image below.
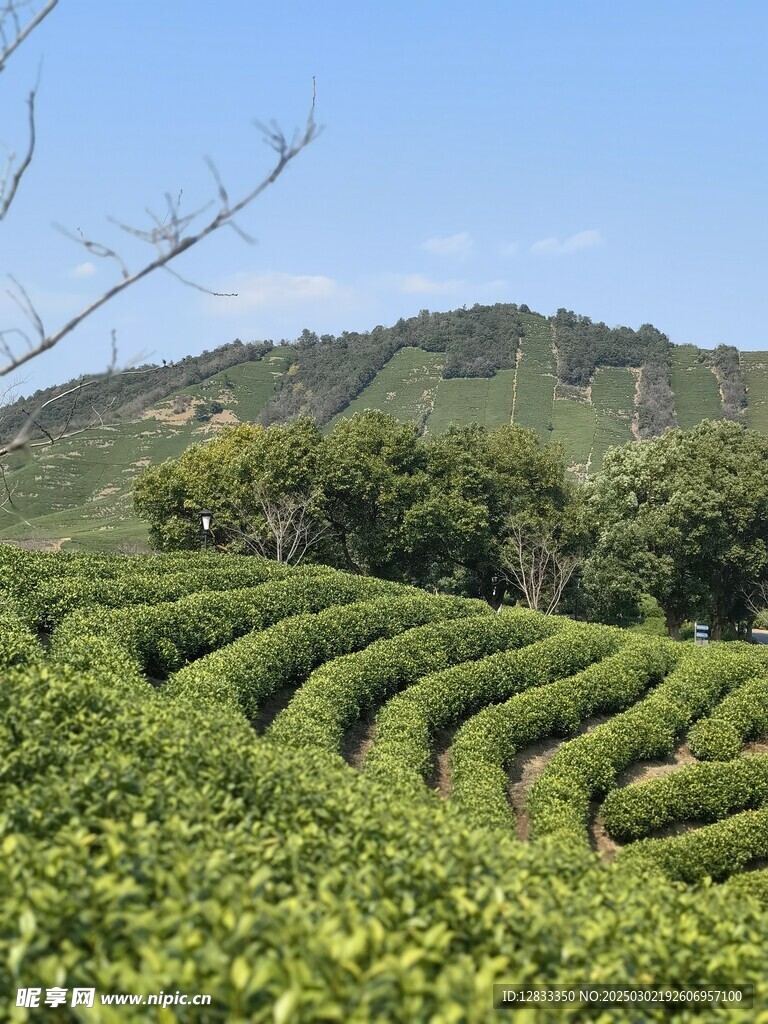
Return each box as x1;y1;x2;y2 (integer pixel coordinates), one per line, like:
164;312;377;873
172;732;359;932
587;419;768;638
134;419;327;561
321;412;428;577
403;424;574;603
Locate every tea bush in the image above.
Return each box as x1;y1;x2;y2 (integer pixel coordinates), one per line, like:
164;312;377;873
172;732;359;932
450;637;677;830
687;676;768;760
364;623;623;791
164;592;487;717
602;755;768;841
268;609;562;755
527;645;767;841
49;569;404;677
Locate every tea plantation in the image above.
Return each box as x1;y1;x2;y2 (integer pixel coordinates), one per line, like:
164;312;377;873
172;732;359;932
3;546;768;1021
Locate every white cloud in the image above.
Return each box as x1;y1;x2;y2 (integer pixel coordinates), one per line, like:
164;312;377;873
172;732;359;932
531;229;603;255
421;232;473;257
399;274;464;295
70;261;97;279
205;272;339;313
499;242;519;256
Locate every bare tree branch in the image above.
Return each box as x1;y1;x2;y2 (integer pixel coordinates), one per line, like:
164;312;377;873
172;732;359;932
1;103;319;378
0;0;57;73
0;83;36;220
499;520;579;615
225;486;331;565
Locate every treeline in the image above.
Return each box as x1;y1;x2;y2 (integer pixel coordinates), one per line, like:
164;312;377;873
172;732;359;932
134;413;575;606
711;344;747;421
553;310;676;438
135;413;768;642
260;304;524;426
0;339;274;447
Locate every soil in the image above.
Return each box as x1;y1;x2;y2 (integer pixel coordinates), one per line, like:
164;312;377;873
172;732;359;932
251;684;299;735
342;710;378;769
425;723;462;797
613;739;696;788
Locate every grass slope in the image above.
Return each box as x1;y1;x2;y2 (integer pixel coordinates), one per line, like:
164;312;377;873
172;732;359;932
426;370;515;433
330;347;445;428
183;352;290;422
590;367;637;471
512;313;556;437
551;395;596;475
670;344;721;429
0;355;289;552
743;352;768;434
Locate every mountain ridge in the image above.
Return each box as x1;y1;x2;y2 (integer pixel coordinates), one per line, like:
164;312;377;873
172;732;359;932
0;302;765;552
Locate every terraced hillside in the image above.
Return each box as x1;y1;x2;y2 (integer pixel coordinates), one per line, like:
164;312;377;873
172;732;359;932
5;302;768;551
3;545;767;1021
0;352;289;551
743;352;768;434
330;347;445;429
670;344;721;429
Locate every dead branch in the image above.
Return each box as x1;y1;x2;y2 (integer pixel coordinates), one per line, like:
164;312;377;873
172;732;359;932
499;520;579;615
0;0;57;74
226;487;331;565
0;361;169;458
1;100;320;379
0;83;36;220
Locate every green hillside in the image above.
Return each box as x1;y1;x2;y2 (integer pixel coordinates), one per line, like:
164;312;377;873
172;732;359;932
743;352;768;434
670;344;721;429
511;312;556;434
5;302;768;552
590;366;637;468
330;347;445;428
426;370;515;433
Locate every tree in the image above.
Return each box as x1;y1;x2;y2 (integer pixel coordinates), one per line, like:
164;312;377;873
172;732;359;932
403;424;574;604
0;2;317;469
321;411;427;577
587;419;768;638
133;419;328;563
498;519;580;614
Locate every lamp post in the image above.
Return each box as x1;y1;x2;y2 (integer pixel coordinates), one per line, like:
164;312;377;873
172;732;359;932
200;509;213;552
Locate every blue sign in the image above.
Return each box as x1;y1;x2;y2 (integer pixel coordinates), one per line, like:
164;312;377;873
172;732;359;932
694;622;709;645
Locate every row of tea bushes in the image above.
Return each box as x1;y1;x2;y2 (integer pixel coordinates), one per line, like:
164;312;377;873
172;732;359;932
687;677;768;760
0;545;247;599
449;637;678;830
0;598;42;671
22;559;297;629
526;645;768;842
363;623;623;792
268;609;563;756
49;569;405;678
164;593;487;718
617;807;768;883
601;755;768;842
3;655;768;1020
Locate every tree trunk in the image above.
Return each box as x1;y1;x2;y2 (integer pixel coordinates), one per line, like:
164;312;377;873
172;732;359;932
709;617;725;642
664;609;683;641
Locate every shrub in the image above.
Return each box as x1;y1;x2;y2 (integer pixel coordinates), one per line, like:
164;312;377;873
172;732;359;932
602;755;768;842
364;622;623;792
617;807;768;883
688;676;768;760
49;569;405;678
164;592;488;718
527;644;766;842
450;637;677;830
268;609;562;755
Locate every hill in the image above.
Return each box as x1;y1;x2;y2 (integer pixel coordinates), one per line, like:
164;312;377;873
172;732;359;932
0;302;762;551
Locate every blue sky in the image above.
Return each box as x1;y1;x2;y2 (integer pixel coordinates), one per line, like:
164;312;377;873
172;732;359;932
3;0;768;394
